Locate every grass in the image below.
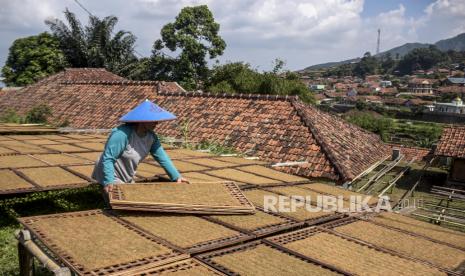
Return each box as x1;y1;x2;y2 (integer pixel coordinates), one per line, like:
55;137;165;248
0;186;104;275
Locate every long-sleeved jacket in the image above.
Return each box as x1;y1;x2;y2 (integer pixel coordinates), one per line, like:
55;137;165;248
96;124;180;185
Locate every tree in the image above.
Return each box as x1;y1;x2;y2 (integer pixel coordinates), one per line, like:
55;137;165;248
353;52;379;78
152;5;226;89
45;9;137;74
1;32;66;86
396;46;448;75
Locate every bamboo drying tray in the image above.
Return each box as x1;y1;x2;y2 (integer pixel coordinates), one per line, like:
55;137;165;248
133;258;225;275
369;212;465;250
0;169;36;194
0;155;48;168
197;240;342;276
300;183;380;205
73;142;105;151
238;165;308;182
266;227;448;276
17;210;188;275
183;158;237;168
324;217;465;272
43;144;90;153
207;168;281;186
116;212;252;253
109;181;255;214
31;153;91;165
17;167;88;188
71;151;101;161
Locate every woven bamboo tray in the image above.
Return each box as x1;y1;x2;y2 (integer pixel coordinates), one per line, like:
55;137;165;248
31;154;91;166
181;172;228;183
238;165;308;183
6;135;43;140
0;169;36;194
214;156;267;165
300;183;379;205
266;227;447;276
135;163;167;178
0;155;48;168
197;240;342;276
172;160;209;172
64;165;96;181
109;182;255;214
207;168;281;186
0;140;50;154
323;217;465;272
116;212;252;254
0;146;17;155
242;189;343;224
70;151;101;161
17;167;88;188
165;149;213;159
18;210;188;275
206;208;303;237
134;258;225;275
184;158;237;168
73;142;105;151
369;212;465;250
22;139;62;145
43;144;90;153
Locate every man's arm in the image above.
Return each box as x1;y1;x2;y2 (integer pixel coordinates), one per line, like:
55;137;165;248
150;136;181;181
101;129;128;186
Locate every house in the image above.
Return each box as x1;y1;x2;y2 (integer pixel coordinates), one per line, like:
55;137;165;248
445;77;465;86
379;80;392;88
309;84;325;91
433;97;465;114
408;78;433;94
346;88;357;97
435;126;465;185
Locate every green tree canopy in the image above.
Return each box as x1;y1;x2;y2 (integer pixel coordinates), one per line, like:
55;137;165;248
152;5;226;89
45;9;137;74
1;32;66;86
353;52;379;78
205;61;315;104
396;46;448;75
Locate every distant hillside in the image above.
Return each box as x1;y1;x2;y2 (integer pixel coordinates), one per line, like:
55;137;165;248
302;32;465;71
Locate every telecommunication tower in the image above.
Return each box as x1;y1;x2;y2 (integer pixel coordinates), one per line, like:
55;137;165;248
376;29;381;55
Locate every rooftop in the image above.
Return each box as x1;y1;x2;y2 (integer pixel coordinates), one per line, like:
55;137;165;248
435;126;465;158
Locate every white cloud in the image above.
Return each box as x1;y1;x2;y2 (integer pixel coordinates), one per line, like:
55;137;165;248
0;0;464;72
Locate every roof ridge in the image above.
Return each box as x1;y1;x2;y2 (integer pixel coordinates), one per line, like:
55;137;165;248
60;80;161;86
157;91;299;101
290;99;349;180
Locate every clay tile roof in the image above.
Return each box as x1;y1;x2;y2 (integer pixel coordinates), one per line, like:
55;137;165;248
435;126;465;158
154;92;390;181
0;68;185;129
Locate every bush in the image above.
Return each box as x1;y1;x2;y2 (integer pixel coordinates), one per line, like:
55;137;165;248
0;108;23;123
25;104;52;123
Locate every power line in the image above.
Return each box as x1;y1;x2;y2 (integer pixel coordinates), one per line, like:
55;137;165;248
72;0;175;59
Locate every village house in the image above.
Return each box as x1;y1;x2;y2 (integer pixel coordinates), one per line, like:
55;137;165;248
408;78;434;94
433;97;465;114
435;126;465;185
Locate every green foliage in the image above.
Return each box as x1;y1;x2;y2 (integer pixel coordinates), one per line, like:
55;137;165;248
1;32;66;86
0;108;23;123
194;140;238;155
396;46;448;75
45;9;137;75
25;104;52;124
353;52;379;78
151;5;226;89
346;112;393;141
205;62;315;104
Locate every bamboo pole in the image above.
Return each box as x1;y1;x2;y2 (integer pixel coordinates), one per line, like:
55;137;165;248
15;230;71;276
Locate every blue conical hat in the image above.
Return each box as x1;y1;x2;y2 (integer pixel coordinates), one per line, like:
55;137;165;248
119;100;176;122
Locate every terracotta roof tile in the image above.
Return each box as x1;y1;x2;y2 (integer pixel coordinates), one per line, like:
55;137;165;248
155;92;389;181
435;126;465;158
0;68;184;129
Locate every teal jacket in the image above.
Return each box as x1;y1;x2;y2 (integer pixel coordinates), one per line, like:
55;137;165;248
101;124;180;185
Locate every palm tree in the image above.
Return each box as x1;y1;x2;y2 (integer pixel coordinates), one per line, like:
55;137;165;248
45;9;137;74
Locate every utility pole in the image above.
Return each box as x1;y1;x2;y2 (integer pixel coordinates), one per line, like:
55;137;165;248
376;28;381;55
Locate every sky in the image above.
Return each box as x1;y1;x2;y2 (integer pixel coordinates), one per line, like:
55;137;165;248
1;0;465;72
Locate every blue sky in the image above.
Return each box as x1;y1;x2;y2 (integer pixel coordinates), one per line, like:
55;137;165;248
0;0;464;76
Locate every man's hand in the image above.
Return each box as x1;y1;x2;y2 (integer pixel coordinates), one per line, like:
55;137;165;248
176;177;190;184
103;184;114;194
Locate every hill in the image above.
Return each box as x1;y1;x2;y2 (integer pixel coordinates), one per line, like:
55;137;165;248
302;32;465;71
